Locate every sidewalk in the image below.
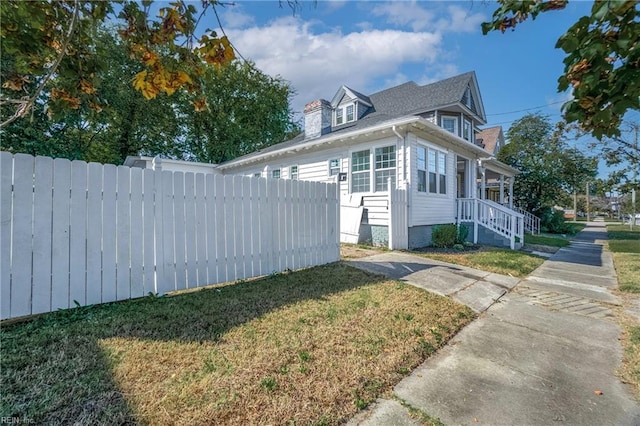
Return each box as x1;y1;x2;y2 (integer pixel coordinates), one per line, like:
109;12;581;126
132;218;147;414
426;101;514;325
348;222;640;425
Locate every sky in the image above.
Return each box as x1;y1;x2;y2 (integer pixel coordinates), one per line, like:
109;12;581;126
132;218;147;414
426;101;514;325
205;0;632;178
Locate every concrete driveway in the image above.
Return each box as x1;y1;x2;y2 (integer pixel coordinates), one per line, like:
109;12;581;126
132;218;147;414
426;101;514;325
347;222;640;426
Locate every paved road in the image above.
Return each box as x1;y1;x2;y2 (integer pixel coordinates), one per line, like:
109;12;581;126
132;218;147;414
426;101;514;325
348;221;640;426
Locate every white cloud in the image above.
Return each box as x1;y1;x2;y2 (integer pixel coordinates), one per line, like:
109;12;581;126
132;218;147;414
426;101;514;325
372;1;487;33
227;16;443;113
219;4;255;29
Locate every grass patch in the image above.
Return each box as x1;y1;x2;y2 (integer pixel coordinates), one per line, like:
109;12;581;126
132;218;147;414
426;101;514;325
607;225;640;293
412;247;545;277
524;234;571;248
1;263;473;425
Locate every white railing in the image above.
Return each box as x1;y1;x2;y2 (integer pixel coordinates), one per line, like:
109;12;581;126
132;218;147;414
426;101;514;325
457;198;524;250
511;206;541;235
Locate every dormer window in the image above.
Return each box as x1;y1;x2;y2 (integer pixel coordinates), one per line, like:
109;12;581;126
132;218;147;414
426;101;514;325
335;102;356;126
442;116;458;135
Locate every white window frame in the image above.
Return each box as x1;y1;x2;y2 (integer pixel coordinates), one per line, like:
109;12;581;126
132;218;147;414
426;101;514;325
271;168;281;179
441;116;458;136
374;145;396;192
289;165;298;180
350;149;370;193
335;102;357;126
417;144;448;195
328;158;341;177
349;144;397;194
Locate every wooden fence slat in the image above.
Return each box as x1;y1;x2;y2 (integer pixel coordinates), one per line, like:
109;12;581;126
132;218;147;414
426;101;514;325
183;172;197;288
242;176;252;278
258;177;271;275
116;166;131;300
224;176;236;282
160;170;176;293
101;164;117;303
1;153;14;319
214;175;226;283
51;158;72;310
129;167;144;298
195;173;207;286
173;172;186;290
249;177;260;276
86;162;103;305
32;156;54;315
291;180;300;270
204;174;217;284
142;169;155;295
10;154;35;317
233;175;245;280
69;160;88;307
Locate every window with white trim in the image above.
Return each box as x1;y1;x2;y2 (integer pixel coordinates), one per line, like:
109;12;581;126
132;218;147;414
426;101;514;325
351;149;370;193
374;145;396;191
463;119;472;142
442;116;457;135
417;146;447;194
346;104;354;122
329;158;340;176
335;103;356;126
289;165;298;180
417;146;427;192
272;169;281;179
253;172;261;178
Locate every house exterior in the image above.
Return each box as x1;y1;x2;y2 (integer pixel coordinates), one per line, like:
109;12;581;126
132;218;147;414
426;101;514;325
126;71;527;249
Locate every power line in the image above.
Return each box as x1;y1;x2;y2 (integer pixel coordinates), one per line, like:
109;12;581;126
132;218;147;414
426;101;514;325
486;100;565;116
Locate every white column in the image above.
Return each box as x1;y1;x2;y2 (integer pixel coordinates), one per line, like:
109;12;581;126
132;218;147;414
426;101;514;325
480;167;486;200
509;177;514;209
499;175;505;205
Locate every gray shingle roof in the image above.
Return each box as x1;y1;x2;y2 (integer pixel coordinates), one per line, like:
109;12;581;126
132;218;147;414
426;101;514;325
221;72;479;165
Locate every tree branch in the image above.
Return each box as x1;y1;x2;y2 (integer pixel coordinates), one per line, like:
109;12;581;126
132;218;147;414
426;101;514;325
0;0;80;129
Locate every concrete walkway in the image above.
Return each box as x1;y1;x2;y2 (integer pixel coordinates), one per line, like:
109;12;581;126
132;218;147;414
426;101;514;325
348;222;640;425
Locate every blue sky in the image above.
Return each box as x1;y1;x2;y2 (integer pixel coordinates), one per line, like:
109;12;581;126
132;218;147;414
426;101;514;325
208;1;635;179
215;1;591;127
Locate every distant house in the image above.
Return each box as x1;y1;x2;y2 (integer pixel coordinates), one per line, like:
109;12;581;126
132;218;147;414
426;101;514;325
476;125;506;203
127;72;528;249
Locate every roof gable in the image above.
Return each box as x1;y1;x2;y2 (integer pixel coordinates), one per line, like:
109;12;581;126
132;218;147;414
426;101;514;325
330;85;372;108
476;126;504;155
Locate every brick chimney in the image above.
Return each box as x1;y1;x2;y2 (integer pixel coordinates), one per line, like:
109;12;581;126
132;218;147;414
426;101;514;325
303;99;332;139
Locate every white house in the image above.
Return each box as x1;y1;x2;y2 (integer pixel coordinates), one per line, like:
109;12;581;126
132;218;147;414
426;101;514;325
127;72;532;249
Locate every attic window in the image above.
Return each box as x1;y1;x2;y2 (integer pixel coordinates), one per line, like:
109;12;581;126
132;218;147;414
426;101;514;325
335;103;356;126
463;87;476;112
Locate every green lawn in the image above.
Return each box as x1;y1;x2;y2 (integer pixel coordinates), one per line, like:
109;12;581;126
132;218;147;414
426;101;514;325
413;248;545;278
1;263;472;425
607;225;640;293
525;234;571;248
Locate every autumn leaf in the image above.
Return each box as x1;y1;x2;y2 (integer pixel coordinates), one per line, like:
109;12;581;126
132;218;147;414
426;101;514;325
80;79;97;94
192;98;207;112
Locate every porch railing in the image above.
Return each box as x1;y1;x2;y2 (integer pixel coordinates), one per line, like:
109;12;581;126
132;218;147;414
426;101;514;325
457;198;525;250
511;206;541;235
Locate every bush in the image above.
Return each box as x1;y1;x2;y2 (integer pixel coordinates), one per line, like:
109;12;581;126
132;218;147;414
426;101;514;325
456;224;469;244
541;208;574;234
432;224;458;247
453;244;464;251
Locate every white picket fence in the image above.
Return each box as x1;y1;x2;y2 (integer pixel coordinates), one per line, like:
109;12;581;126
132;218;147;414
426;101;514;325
0;152;340;321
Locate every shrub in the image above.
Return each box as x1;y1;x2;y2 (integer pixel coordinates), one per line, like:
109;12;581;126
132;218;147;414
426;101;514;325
432;224;458;248
453;244;464;251
540;208;574;235
456;224;469;244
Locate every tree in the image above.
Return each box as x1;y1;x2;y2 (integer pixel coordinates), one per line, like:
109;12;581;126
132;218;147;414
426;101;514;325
181;61;299;164
0;0;235;128
497;113;597;217
1;29;298;165
483;0;640;139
